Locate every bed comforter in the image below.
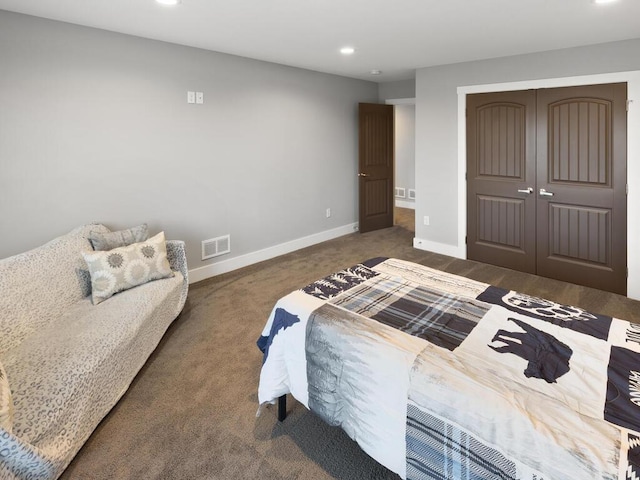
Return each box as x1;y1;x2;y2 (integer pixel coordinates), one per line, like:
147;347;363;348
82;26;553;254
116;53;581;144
257;257;640;480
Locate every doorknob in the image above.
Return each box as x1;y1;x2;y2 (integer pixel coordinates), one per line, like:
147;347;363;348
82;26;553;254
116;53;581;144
539;188;554;197
358;173;369;177
517;187;533;194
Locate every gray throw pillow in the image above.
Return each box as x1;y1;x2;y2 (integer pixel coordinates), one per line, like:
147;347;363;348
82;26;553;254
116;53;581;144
89;224;148;251
82;231;174;305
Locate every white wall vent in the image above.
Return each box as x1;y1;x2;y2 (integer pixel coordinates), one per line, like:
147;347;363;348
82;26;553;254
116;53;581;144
395;187;406;198
202;235;231;260
408;189;416;200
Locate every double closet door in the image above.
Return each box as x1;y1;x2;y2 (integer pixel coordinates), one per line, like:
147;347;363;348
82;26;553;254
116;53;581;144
467;83;627;295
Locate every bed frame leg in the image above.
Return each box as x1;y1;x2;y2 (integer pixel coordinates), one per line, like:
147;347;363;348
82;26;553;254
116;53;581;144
277;394;287;422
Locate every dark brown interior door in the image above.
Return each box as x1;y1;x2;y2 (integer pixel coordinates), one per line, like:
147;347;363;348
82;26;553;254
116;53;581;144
358;103;394;233
536;83;627;295
467;83;627;295
466;90;537;273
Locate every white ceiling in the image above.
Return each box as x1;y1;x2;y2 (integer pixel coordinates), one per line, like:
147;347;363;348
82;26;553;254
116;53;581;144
1;0;639;82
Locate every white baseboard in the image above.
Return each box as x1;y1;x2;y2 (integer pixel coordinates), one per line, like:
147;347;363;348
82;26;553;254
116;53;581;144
395;199;415;209
188;223;359;284
413;237;465;259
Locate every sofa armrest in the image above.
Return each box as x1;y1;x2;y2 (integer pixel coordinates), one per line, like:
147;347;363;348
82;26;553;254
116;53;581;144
166;240;188;280
0;427;55;480
165;240;189;307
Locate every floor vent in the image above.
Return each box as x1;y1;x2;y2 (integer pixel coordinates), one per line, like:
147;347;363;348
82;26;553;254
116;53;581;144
408;189;416;200
202;235;231;260
395;187;406;198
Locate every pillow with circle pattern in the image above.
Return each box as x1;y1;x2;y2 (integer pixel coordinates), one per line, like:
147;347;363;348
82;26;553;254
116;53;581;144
0;360;14;433
82;231;174;305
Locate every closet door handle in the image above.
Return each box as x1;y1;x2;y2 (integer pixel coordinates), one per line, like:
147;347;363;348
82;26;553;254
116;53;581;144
358;173;369;177
517;187;533;194
539;188;554;197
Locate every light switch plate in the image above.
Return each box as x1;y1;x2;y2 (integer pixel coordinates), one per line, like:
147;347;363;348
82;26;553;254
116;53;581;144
196;92;204;104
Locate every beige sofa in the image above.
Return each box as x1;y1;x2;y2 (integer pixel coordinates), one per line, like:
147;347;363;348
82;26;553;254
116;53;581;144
0;224;188;479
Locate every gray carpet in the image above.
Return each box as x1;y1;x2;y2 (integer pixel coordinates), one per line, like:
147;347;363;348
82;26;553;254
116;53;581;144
61;219;640;480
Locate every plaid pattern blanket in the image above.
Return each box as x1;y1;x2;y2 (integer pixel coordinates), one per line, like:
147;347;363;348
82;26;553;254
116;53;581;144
406;404;520;480
330;277;489;351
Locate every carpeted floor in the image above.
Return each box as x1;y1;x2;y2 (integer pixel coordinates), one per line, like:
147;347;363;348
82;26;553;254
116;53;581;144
394;206;414;232
61;219;640;480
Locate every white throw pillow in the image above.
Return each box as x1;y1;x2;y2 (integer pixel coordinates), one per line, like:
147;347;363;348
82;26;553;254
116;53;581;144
82;231;174;305
0;360;14;433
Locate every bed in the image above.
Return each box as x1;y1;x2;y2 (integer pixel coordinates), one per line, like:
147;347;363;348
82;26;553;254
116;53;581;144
256;257;640;480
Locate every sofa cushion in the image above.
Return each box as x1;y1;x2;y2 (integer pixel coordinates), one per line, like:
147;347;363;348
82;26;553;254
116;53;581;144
82;232;174;305
2;271;184;470
0;361;13;432
0;224;110;353
89;224;148;251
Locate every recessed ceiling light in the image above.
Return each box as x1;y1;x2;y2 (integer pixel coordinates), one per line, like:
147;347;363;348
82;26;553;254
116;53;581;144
156;0;181;5
370;70;382;75
340;47;355;55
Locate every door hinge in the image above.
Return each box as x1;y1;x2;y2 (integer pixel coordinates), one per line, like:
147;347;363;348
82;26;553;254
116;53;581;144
627;99;633;112
465;235;468;245
626;183;629;195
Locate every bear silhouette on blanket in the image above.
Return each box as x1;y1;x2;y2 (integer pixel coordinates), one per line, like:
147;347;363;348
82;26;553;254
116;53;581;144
489;317;573;383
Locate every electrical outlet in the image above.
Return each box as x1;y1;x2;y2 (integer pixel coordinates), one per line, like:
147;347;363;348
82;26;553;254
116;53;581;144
326;208;331;218
187;91;195;104
423;216;430;226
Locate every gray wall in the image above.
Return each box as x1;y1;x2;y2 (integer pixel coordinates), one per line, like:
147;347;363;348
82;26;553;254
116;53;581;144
394;105;415;202
0;11;378;270
415;37;640;246
378;79;415;101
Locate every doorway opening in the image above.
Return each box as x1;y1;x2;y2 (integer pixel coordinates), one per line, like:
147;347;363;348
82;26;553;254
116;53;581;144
357;98;416;234
388;98;416;233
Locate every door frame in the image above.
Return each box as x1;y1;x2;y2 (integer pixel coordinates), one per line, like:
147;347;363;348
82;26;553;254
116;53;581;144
456;71;640;300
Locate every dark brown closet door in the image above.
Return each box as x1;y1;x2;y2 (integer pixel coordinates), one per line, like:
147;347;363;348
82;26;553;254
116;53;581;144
536;83;627;295
467;90;537;273
468;83;627;295
358;103;394;233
